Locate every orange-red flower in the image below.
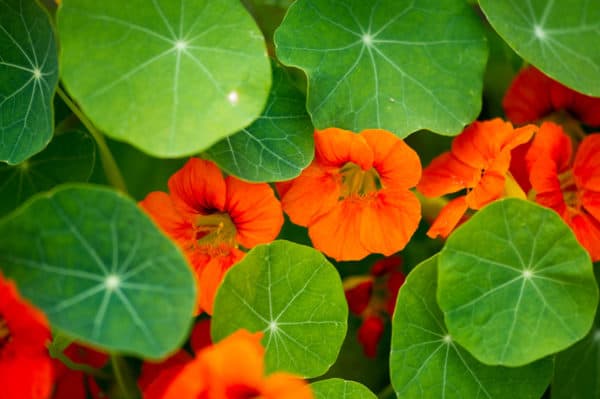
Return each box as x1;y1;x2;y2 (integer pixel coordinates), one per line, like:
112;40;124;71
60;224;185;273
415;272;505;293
527;122;600;261
51;343;109;399
417;119;537;238
503;66;600;127
140;158;283;314
143;329;313;399
278;128;421;261
0;274;54;399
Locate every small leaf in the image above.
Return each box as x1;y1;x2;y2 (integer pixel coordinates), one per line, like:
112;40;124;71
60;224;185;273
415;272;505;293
57;0;271;157
0;184;197;359
479;0;600;96
205;61;314;182
391;255;553;399
0;130;95;216
274;0;487;136
438;198;598;366
0;0;58;164
311;379;377;399
211;240;348;378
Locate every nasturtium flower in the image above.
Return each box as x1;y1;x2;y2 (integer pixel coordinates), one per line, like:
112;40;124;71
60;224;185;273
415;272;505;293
144;329;313;399
51;343;109;399
140;158;283;314
503;66;600;127
0;274;54;399
417;118;537;238
278;128;421;261
527;122;600;261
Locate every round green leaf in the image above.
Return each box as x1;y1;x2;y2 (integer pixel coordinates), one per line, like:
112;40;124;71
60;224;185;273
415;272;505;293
438;198;598;366
311;379;377;399
205;61;314;182
0;130;95;216
0;184;197;358
274;0;487;136
57;0;271;157
0;0;58;164
211;240;348;378
391;255;553;398
479;0;600;96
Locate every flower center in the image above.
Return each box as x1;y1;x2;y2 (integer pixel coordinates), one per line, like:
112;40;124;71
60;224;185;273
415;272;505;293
0;316;11;349
339;162;382;199
194;212;237;248
558;169;581;211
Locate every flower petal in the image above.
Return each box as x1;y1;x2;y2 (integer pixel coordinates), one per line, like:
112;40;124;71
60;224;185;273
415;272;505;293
426;196;469;239
314;128;373;169
466;169;505;209
574;134;600;191
569;213;600;262
418;152;478;197
139;191;193;243
550;79;600;127
198;248;244;315
526;122;573;175
261;372;314;399
503;66;554;124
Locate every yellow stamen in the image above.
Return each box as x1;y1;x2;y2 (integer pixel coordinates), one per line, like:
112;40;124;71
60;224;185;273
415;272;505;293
194;212;237;248
339;162;382;199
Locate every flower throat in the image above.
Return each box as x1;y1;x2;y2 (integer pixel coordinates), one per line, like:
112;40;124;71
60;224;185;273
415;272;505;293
339;162;382;199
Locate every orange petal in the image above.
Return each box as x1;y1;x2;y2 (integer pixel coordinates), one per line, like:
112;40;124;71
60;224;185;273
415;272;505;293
139;191;193;243
503;66;554;124
168;158;227;217
261;373;314;399
308;200;369;261
314;128;373;170
526;122;572;175
426;196;469;239
418;152;478;197
451;119;506;169
279;163;341;226
574;134;600;191
466;169;505;209
359;190;421;255
582;191;600;223
569;213;600;262
198;248;244;315
550;78;600;127
360;129;421;189
225;176;284;248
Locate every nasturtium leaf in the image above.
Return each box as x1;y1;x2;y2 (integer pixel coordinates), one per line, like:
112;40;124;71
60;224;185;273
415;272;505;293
0;0;58;164
57;0;271;157
311;379;377;399
479;0;600;96
0;130;95;216
438;198;598;366
211;240;348;378
274;0;487;137
0;184;197;358
391;256;553;398
205;62;314;182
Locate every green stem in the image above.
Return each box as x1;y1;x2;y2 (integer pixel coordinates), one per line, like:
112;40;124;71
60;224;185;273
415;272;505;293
377;384;395;399
56;86;128;193
111;355;140;399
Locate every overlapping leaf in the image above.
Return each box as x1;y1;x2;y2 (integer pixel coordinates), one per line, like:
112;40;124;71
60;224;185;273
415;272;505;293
0;0;58;164
211;240;348;378
205;62;314;182
391;255;553;398
311;379;377;399
0;131;95;216
438;199;598;366
480;0;600;96
57;0;271;157
275;0;487;136
0;185;197;358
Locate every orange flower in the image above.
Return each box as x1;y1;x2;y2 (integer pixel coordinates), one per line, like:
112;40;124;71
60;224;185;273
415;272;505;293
143;330;313;399
140;158;283;314
417;119;536;238
278;128;421;261
503;66;600;127
0;274;54;399
527;122;600;261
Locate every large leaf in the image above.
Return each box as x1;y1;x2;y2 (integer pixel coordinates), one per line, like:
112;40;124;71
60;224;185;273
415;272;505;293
0;184;196;358
274;0;487;136
57;0;271;157
391;255;553;398
438;199;598;366
205;62;314;182
311;379;377;399
479;0;600;96
0;0;58;164
0;130;95;216
211;240;348;378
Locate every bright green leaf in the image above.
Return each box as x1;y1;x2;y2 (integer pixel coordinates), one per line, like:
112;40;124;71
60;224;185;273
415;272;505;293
391;255;553;398
0;184;196;358
0;0;58;164
479;0;600;96
211;240;348;378
438;199;598;366
311;379;377;399
0;130;95;216
274;0;487;136
205;62;314;182
57;0;271;157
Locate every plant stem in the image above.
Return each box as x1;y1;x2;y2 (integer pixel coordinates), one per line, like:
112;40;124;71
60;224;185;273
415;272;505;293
111;355;140;399
56;86;128;193
377;384;395;398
